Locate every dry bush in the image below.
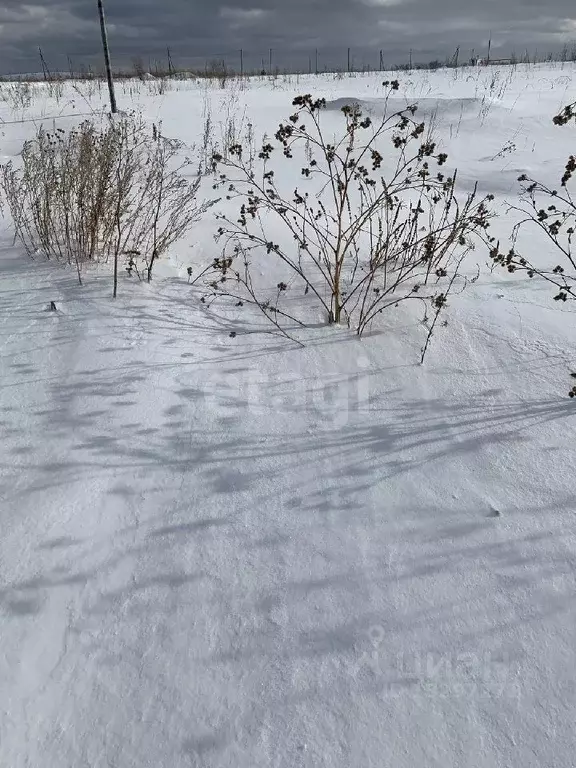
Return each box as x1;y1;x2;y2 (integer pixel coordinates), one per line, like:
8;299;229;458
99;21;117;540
1;113;214;295
208;82;493;354
132;57;146;81
146;76;173;96
205;59;230;88
489;101;576;394
45;76;66;102
490;101;576;299
199;86;254;175
0;81;36;110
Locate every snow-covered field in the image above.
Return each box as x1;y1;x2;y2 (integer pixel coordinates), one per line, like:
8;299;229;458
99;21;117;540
1;64;576;767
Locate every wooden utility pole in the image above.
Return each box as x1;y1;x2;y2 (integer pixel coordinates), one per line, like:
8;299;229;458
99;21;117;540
97;0;117;113
167;46;175;76
38;48;50;81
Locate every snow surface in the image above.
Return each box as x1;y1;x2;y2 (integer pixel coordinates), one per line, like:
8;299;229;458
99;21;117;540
1;65;576;767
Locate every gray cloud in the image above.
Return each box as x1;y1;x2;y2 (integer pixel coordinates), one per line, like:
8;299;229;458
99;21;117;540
0;0;574;74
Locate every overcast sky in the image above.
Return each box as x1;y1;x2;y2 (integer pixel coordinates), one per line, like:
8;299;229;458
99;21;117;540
0;1;575;74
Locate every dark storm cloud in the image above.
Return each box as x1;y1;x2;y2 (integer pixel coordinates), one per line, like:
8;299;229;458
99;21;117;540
0;0;574;73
